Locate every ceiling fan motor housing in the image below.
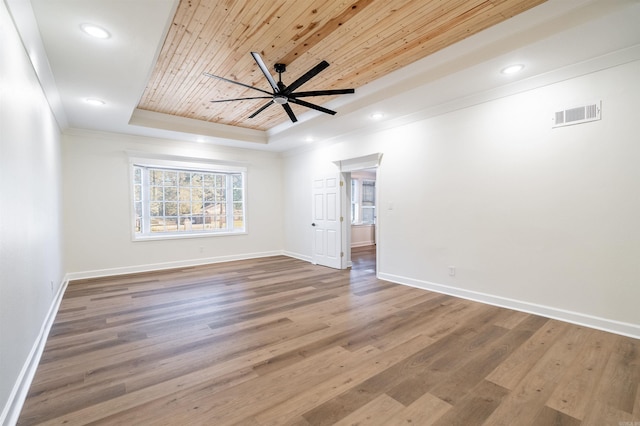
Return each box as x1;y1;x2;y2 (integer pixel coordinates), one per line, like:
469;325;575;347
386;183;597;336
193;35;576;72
273;95;288;104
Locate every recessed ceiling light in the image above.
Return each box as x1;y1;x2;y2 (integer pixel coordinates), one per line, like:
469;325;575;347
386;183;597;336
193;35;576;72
85;98;105;106
304;136;314;143
370;112;384;120
501;64;525;75
80;23;110;39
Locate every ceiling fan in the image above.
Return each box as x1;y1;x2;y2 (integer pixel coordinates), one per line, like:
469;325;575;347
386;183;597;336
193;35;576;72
203;52;355;123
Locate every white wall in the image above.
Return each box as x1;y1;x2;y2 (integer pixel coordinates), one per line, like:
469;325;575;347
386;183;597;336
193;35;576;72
283;58;640;336
0;1;64;421
351;225;375;247
62;131;284;276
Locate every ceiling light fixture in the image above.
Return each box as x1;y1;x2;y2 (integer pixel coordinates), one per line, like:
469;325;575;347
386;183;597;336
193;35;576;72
501;64;525;75
80;23;110;39
85;98;105;106
370;112;384;120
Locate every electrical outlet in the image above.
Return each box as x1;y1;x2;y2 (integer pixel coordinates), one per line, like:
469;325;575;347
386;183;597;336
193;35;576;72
448;266;456;277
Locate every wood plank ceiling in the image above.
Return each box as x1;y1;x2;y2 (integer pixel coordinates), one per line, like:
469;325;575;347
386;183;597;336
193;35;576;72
137;0;547;131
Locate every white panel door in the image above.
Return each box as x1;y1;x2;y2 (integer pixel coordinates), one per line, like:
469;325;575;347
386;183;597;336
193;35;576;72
312;174;342;269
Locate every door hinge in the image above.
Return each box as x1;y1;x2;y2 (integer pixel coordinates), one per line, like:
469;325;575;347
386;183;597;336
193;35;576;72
340;251;344;257
340;181;344;187
340;216;344;222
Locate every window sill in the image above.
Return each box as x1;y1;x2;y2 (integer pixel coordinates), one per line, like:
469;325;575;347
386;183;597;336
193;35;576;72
132;231;247;242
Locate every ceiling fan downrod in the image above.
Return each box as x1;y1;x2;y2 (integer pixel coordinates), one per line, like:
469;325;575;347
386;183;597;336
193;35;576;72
273;63;288;103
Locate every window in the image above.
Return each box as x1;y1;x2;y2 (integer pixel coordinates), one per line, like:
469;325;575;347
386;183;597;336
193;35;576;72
361;180;376;224
132;162;245;239
350;178;376;225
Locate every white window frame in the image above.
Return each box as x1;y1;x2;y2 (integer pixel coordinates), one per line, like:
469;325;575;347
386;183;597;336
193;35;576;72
129;154;247;241
351;178;359;224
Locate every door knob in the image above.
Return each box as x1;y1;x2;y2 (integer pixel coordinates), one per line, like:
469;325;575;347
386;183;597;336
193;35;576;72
311;223;316;226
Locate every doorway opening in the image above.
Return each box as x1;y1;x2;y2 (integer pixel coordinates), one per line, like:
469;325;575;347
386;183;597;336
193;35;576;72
345;167;377;273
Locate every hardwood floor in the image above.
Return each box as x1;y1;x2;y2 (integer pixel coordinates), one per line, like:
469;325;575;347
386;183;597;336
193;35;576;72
19;246;640;425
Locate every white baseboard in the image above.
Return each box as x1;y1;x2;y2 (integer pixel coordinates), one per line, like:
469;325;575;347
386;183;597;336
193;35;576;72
351;241;375;248
282;251;313;263
378;272;640;340
65;250;284;281
1;277;69;426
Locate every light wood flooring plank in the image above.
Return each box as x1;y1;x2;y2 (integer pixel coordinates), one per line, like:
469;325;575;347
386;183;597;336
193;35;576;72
485;318;570;390
252;336;434;426
545;328;615;420
332;394;405;426
384;392;452;426
481;325;593;426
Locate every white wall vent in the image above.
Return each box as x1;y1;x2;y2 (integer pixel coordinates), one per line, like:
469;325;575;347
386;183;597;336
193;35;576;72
553;100;601;128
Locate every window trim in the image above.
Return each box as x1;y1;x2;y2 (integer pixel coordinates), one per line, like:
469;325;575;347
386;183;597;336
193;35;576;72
128;154;248;241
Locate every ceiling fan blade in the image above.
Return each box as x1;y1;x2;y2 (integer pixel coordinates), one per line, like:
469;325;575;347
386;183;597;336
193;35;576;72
248;100;274;119
210;96;272;103
282;104;298;123
284;60;330;94
288;98;336;115
289;88;355;98
203;72;272;96
251;52;279;92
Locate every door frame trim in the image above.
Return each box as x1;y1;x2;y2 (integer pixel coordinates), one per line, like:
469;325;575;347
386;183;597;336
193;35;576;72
333;153;383;172
333;153;383;271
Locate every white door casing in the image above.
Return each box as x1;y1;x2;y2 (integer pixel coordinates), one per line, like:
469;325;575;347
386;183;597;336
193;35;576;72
312;174;342;269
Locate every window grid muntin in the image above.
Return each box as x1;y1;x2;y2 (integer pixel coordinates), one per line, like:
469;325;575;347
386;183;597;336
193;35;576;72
232;173;245;230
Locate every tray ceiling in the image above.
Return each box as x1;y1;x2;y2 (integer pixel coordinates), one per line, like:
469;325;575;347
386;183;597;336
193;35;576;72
137;0;547;132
